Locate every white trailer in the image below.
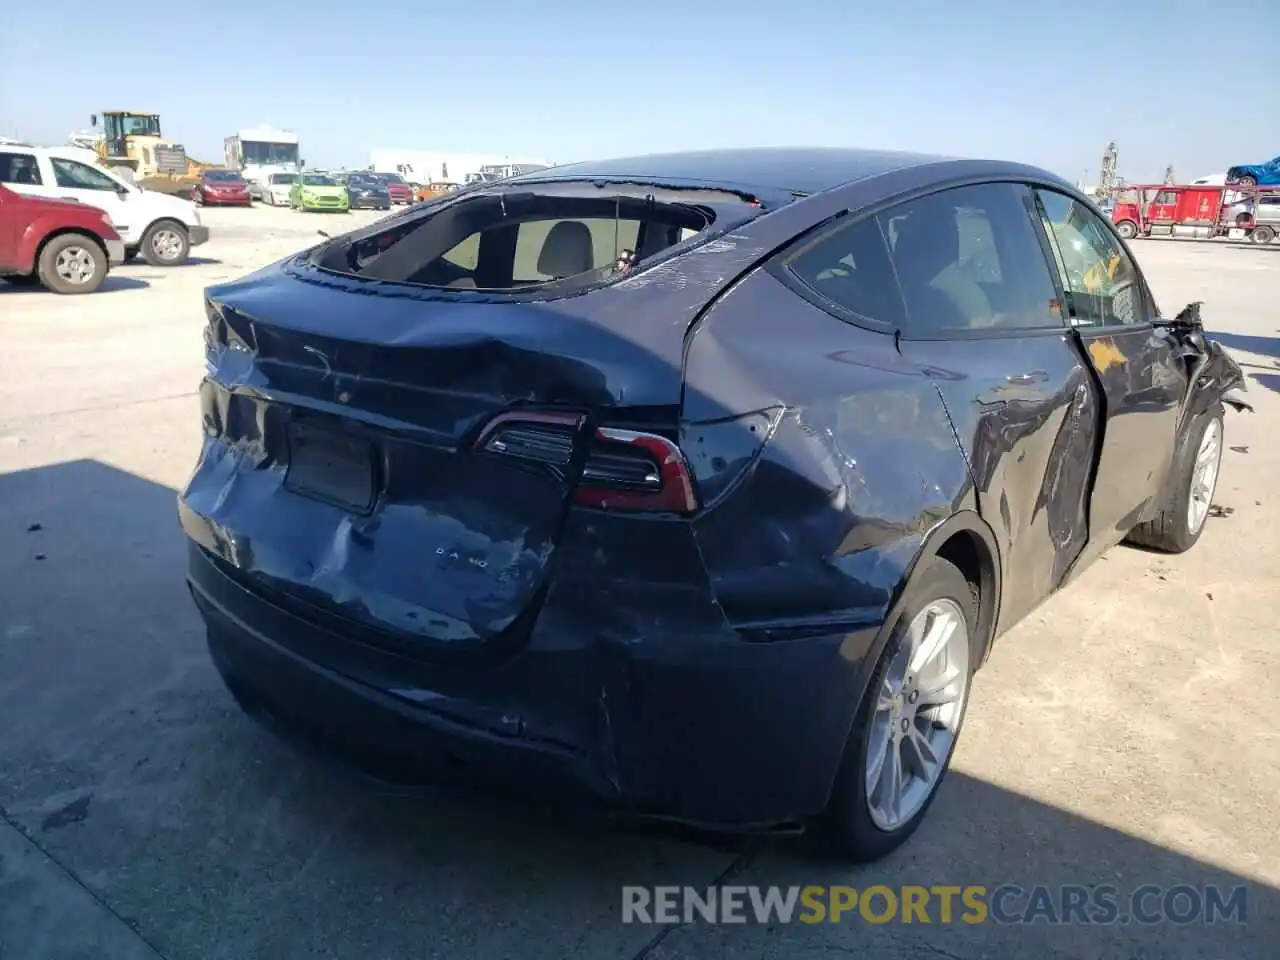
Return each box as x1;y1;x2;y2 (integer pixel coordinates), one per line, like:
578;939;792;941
225;126;301;197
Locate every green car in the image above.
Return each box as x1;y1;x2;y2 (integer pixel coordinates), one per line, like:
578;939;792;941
289;173;349;213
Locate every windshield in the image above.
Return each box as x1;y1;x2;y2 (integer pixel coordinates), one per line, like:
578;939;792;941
301;174;336;186
121;114;160;136
269;173;296;185
376;173;407;185
348;175;382;187
242;141;299;166
204;170;244;183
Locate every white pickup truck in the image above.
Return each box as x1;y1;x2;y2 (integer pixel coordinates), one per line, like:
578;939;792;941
0;145;209;265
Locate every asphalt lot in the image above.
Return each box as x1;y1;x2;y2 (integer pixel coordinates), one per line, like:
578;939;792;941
1;204;1277;959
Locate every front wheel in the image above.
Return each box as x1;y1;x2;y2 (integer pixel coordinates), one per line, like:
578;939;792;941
140;221;190;266
37;233;108;294
1124;406;1224;553
1115;219;1138;240
819;556;979;862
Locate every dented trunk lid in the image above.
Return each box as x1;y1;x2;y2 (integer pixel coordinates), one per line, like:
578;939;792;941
178;248;759;657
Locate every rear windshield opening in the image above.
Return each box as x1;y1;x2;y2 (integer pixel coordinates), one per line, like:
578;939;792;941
313;188;729;293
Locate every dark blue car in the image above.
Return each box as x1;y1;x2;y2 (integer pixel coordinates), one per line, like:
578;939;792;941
341;172;391;210
180;148;1248;861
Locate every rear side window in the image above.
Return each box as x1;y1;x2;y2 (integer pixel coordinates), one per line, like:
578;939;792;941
881;182;1064;335
785;216;906;328
0;152;43;186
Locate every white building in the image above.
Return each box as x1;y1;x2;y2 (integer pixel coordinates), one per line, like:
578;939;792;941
368;149;553;186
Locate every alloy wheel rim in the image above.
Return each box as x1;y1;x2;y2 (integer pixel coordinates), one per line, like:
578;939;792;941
153;230;182;261
55;246;95;284
1187;420;1221;535
865;598;970;831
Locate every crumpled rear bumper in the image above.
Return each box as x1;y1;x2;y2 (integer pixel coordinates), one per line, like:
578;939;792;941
185;534;870;831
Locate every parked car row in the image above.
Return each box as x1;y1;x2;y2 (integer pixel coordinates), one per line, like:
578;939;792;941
232;169;417;212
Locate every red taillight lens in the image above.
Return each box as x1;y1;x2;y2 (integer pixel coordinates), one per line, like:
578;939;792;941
474;415;698;515
574;427;698;514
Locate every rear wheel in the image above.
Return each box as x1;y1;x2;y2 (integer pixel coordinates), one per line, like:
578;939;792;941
1236;174;1258;188
1116;219;1138;240
1125;406;1224;553
1253;225;1276;244
36;233;108;294
141;221;190;266
819;556;980;862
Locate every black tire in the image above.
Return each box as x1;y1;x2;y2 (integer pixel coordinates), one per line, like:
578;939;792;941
818;556;981;862
1253;225;1276;245
35;233;108;294
121;247;140;265
1237;175;1258;188
1116;219;1138;240
140;220;190;266
1124;406;1224;553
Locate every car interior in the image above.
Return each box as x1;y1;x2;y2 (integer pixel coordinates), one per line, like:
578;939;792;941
321;190;715;291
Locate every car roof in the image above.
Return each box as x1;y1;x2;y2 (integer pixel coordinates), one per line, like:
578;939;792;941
506;147;963;196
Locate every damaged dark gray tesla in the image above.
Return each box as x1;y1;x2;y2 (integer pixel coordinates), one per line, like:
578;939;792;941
179;148;1250;861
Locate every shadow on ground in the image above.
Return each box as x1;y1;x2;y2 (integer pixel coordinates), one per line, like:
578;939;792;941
0;459;1274;959
0;276;150;294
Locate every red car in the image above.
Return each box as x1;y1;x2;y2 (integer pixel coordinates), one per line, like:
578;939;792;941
0;184;125;294
373;172;414;205
194;170;253;207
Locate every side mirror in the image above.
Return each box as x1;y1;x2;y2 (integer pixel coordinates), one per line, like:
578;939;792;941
116;185;130;197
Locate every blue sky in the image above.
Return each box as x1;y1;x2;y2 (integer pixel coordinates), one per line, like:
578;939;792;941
1;0;1276;182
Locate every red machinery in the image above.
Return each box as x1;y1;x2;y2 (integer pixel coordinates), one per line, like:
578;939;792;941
1110;183;1280;244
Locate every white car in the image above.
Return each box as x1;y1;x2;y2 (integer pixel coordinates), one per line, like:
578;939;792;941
260;172;299;207
0;145;208;266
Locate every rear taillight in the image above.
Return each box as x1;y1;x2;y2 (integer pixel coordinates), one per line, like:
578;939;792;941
474;415;698;515
575;427;698;514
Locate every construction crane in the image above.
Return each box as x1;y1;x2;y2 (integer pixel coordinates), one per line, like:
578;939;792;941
1098;141;1120;198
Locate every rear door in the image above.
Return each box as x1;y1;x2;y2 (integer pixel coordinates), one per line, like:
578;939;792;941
886;181;1101;630
1031;187;1185;556
0;188;19;270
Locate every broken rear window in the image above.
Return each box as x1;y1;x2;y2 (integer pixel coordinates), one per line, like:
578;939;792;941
311;182;755;294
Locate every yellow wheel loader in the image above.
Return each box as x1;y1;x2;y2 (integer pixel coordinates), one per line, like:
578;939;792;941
77;112;215;197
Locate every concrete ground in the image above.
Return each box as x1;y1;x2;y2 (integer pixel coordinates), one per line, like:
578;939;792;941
1;205;1277;959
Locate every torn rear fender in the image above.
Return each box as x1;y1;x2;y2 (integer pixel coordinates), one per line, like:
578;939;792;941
685;270;978;637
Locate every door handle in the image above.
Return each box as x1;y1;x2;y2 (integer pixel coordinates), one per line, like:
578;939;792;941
59;195;82;202
1006;371;1048;384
